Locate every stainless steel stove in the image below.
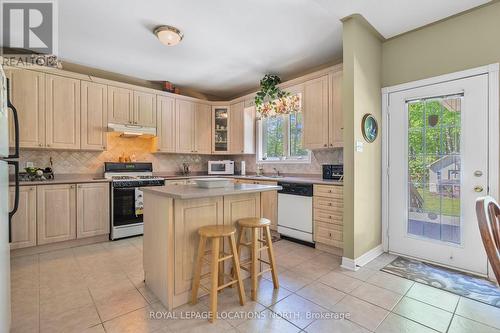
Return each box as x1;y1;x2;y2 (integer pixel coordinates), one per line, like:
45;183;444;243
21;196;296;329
104;162;165;240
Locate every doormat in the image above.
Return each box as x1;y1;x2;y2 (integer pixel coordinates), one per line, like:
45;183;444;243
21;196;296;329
381;256;500;308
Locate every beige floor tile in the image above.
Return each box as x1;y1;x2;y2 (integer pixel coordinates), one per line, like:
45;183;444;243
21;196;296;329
350;282;402;310
275;252;309;269
95;288;148;322
163;302;234;332
305;318;370;333
336;266;377;281
366;271;414;294
406;283;459;312
103;304;169;333
455;297;500;330
393;297;453;332
40;303;101;333
448;315;500;333
364;257;393;271
313;252;342;268
288;260;334;280
82;324;106;333
138;284;159;304
270;294;329;329
236;309;300;333
296;282;346;311
88;276;137;300
40;288;94;317
247;278;293;307
271;269;313;292
375;313;437;333
319;271;363;293
332;295;389;331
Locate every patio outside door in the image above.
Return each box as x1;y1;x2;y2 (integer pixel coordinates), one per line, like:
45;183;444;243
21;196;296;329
387;74;489;275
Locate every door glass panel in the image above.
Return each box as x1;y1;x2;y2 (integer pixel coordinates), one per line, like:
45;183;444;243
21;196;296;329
407;96;462;244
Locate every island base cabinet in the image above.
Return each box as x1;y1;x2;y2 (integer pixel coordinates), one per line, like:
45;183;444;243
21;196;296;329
9;186;37;249
76;183;110;238
37;184;77;245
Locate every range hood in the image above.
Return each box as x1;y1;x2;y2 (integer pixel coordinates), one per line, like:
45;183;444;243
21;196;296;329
107;123;156;138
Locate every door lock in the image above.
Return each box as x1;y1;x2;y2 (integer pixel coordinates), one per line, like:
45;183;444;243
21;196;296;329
474;170;483;177
474;186;484;193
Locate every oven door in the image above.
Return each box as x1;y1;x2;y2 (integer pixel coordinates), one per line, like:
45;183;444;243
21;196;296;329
112;187;143;226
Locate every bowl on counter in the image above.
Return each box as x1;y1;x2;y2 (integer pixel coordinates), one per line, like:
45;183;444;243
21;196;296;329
194;178;232;188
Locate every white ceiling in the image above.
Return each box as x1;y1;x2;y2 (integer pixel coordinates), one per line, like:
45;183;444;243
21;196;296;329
59;0;490;99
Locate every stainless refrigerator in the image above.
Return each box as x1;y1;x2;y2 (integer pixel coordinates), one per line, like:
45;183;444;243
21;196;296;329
0;65;20;332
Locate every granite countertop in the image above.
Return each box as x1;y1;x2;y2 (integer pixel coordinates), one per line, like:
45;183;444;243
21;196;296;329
10;174;110;186
141;183;282;199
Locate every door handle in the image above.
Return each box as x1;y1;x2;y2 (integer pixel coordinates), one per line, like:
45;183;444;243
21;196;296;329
8;160;20;243
6;78;20;159
474;186;484;193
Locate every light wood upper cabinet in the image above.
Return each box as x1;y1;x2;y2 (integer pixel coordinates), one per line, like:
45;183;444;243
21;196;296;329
108;86;133;125
45;74;81;149
329;71;343;147
9;186;37;249
175;99;195;153
303;75;329;149
133;91;156;127
37;184;76;245
194;103;212;154
76;183;110;239
174;196;223;295
5;68;45;148
156;95;176;153
81;81;108;150
229;102;256;155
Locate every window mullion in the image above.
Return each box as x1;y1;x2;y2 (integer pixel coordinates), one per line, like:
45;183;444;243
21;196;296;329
284;115;290;159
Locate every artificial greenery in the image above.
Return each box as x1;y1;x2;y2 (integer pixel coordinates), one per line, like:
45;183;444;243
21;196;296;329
254;74;289;111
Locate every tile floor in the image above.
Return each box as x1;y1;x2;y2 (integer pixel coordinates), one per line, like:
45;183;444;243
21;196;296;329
10;237;500;333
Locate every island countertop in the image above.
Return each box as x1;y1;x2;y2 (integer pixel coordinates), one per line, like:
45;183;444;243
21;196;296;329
141;183;282;199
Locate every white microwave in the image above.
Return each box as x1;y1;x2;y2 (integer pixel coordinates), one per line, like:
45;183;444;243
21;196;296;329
208;160;234;175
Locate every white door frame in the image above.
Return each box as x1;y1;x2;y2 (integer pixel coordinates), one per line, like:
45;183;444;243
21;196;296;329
381;64;499;279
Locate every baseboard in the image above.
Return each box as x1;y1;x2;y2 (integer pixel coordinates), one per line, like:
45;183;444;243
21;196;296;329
341;244;383;271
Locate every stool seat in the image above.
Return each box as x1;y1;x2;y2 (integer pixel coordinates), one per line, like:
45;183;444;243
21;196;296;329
237;217;271;228
198;225;236;237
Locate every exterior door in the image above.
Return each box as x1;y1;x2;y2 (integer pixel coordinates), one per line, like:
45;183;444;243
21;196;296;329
387;74;489;274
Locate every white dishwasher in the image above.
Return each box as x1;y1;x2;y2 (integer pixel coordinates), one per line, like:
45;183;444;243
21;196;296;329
277;182;314;244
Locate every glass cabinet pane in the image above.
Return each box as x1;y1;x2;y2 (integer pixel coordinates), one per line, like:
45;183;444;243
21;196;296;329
213;107;228;152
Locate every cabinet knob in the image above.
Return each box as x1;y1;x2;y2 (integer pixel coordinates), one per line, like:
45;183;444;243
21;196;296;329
328;203;332;206
46;144;50;147
38;143;42;147
323;144;327;147
70;185;75;188
30;187;34;191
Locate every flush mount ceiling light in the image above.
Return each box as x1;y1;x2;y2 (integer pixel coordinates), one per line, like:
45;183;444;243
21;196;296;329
154;25;183;46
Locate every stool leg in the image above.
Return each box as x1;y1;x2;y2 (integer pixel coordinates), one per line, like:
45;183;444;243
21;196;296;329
191;235;206;304
229;234;246;305
264;226;279;289
251;228;259;301
232;227;245;284
209;237;220;323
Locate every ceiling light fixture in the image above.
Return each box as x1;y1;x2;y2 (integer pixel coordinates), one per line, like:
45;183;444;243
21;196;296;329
154;25;183;46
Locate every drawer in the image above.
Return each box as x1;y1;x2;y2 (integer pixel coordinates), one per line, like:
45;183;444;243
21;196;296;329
314;185;343;199
314;221;343;247
313;197;343;211
314;208;343;225
165;180;187;185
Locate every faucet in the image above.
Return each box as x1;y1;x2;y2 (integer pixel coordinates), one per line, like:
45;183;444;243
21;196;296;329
273;167;281;177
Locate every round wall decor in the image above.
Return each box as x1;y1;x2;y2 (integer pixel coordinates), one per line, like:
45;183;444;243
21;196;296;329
361;114;378;143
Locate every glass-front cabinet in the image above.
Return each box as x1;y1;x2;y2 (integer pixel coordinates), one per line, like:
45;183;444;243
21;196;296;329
212;106;229;153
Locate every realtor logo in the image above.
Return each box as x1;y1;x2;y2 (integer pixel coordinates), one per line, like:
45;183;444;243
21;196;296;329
1;0;57;55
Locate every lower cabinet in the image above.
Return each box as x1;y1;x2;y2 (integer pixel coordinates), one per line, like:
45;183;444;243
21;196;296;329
313;184;343;249
37;184;77;245
76;183;110;238
233;179;278;230
9;186;37;250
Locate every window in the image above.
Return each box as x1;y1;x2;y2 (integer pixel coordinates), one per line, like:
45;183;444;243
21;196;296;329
257;94;310;163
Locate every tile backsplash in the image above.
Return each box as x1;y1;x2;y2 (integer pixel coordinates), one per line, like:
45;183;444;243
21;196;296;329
16;133;343;175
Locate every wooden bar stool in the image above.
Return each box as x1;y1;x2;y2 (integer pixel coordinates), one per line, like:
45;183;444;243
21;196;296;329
191;225;246;323
236;217;279;301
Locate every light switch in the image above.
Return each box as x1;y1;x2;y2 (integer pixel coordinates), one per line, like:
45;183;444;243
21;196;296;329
356;141;364;152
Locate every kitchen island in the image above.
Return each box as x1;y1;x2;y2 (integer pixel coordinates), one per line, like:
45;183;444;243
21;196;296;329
141;182;281;310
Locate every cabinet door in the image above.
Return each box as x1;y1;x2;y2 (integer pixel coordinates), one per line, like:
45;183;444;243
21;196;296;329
194;103;212;154
5;68;45;148
9;186;37;249
329;71;343;147
156;96;176;153
77;183;110;238
229;102;244;154
37;184;76;245
175;99;195;153
108;86;133;124
303;75;329;149
45;74;81;149
134;91;156;127
81;81;108;150
174;197;223;294
255;180;278;231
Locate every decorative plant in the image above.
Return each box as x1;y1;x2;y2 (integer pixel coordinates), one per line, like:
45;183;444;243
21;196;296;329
255;74;301;118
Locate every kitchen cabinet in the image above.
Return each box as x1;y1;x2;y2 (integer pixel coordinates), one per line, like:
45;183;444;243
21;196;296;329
175;99;195;153
233;179;278;230
156;95;176;153
328;71;343;147
76;183;110;238
303;75;329;149
9;186;37;249
212;106;230;153
108;86;134;125
133;91;157;127
5;68;46;148
37;184;77;245
313;184;343;249
229;102;255;155
45;74;81;149
194;103;212;154
174;196;223;295
81;81;108;150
